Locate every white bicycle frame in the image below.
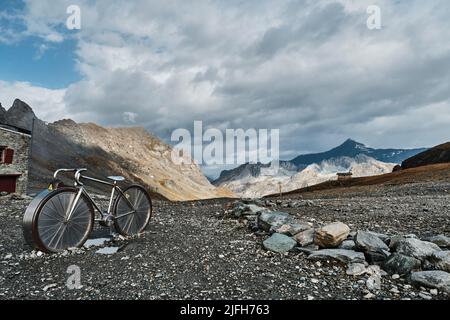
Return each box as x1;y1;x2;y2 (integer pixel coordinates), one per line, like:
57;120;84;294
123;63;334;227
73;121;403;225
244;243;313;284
53;168;137;223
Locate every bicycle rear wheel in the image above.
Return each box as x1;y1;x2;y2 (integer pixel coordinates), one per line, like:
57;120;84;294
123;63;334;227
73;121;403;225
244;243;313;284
26;188;94;253
113;185;152;236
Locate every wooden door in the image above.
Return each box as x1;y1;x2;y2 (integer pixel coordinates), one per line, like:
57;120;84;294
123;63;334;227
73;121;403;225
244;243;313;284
0;176;17;193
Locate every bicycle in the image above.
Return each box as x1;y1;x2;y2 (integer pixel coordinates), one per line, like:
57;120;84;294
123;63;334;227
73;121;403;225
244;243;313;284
23;168;153;253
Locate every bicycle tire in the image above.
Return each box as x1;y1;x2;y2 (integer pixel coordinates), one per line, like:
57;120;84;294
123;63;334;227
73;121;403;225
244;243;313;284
113;185;152;236
23;187;94;253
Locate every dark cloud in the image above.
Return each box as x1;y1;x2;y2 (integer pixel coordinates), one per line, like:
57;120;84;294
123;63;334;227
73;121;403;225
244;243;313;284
3;0;450;175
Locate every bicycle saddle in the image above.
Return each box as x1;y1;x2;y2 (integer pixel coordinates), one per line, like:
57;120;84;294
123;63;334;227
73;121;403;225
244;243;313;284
107;176;125;182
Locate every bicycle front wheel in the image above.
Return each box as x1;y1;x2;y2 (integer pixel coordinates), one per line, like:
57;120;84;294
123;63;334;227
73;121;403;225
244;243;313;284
113;185;152;236
31;188;94;253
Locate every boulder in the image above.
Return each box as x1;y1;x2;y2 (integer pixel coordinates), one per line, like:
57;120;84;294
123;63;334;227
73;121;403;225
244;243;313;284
314;222;350;248
424;235;450;249
307;249;366;264
383;253;421;275
365;251;390;265
394;238;441;261
274;223;310;236
262;233;297;253
364;231;390;245
258;211;291;232
296;244;319;255
232;203;267;218
339;240;356;250
355;231;390;253
293;229;315;247
389;235;404;250
427;251;450;272
355;231;391;265
410;270;450;294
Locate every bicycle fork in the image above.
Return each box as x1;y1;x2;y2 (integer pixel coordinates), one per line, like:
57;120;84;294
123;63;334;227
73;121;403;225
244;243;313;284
107;186;117;237
65;187;84;223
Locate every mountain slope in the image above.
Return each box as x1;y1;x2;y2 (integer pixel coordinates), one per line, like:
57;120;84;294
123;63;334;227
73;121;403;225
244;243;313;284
213;161;300;186
291;139;426;166
213;139;426;195
2;99;234;201
272;162;450;198
219;155;396;198
401;142;450;169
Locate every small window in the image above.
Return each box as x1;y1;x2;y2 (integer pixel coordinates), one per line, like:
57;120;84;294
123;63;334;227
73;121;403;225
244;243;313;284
0;147;13;164
4;149;14;164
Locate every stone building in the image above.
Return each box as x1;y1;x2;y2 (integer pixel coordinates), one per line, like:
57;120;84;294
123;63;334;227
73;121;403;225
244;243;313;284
336;172;353;181
0;124;32;194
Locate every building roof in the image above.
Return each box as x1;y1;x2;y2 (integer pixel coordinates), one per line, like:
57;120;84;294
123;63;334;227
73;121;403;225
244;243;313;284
0;123;32;136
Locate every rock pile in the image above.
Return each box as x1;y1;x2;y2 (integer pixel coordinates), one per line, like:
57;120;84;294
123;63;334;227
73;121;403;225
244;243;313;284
226;200;450;295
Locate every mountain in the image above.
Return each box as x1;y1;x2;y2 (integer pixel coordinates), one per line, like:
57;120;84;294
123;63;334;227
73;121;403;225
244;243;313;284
219;155;396;198
213;161;300;186
213;139;426;198
291;139;426;166
213;139;425;187
401;142;450;169
2;99;234;201
3;99;37;131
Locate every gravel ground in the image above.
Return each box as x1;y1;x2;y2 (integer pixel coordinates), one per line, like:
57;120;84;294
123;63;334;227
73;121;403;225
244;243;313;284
0;181;449;300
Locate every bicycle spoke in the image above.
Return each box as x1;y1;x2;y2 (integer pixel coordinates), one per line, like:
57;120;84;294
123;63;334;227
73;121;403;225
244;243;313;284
48;199;67;221
37;191;93;252
114;187;151;236
124;214;135;234
46;223;65;249
39;222;62;240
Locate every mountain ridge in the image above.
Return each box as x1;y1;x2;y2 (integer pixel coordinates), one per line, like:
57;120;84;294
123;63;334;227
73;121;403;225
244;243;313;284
217;154;397;198
401;142;450;169
290;138;426;166
1;99;234;201
213;138;426;186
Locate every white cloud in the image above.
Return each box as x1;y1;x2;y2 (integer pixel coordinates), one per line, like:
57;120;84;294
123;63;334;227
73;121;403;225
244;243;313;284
2;0;450;168
0;81;67;122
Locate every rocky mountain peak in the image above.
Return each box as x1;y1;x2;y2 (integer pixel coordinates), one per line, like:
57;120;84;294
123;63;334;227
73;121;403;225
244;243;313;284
337;138;367;150
342;138;361;146
5;99;37;131
52;118;78;127
0;103;6;124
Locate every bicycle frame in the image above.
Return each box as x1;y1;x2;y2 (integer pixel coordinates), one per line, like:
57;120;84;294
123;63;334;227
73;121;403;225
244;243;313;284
53;168;137;223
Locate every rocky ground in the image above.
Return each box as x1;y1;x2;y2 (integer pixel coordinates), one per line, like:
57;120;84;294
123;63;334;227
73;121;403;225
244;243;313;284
0;181;449;300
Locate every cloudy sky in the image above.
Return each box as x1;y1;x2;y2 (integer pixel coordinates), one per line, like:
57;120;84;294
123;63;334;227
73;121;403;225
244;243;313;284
1;0;449;176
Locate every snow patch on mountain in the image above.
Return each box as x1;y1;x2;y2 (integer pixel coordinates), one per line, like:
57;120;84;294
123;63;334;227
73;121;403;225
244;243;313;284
218;155;396;198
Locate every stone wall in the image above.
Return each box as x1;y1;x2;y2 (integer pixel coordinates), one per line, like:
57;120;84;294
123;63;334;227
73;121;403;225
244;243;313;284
0;127;31;194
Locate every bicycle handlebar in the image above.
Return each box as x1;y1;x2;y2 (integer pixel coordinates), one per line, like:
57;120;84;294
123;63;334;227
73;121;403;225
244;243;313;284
53;168;87;179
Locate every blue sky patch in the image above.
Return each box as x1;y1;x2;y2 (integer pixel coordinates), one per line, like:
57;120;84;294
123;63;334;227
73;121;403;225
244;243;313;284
0;1;81;88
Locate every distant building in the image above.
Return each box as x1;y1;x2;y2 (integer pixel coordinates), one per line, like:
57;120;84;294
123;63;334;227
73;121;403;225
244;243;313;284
0;124;32;194
337;172;353;181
